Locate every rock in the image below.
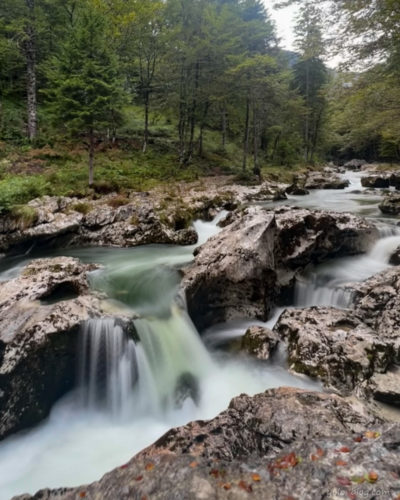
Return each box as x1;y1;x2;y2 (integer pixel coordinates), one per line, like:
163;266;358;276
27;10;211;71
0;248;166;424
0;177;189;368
241;326;279;360
390;172;400;189
369;367;400;406
274;307;394;394
183;206;378;330
17;387;400;500
285;183;310;195
0;257;105;440
379;194;400;215
361;175;391;188
344;159;367;170
389;245;400;265
351;267;400;358
274;206;378;269
304;172;350;190
182;207;277;331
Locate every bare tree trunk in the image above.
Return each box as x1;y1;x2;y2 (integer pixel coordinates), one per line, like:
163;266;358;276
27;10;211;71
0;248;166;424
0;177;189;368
221;104;227;151
88;128;95;186
253;103;260;178
198;101;209;157
143;91;150;153
178;63;187;165
271;130;281;162
186;61;200;165
242;96;250;171
304;60;310;162
25;0;37;142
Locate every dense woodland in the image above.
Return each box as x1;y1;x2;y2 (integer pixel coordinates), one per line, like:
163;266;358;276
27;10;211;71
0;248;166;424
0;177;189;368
0;0;399;210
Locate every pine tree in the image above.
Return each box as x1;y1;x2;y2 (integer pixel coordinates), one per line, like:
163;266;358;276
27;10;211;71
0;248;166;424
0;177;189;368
45;0;124;185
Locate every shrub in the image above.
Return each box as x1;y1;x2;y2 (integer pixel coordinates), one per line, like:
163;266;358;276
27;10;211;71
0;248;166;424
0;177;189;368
107;195;130;208
71;202;93;214
10;204;39;229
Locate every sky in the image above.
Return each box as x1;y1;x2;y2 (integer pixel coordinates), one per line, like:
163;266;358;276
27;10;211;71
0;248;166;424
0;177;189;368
267;3;300;51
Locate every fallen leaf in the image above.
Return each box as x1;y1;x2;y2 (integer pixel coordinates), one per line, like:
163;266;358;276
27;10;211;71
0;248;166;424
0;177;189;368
311;448;324;461
79;493;86;499
145;463;154;472
353;436;363;443
336;446;351;453
337;476;351;486
135;475;143;482
336;460;348;467
350;475;365;484
210;469;220;478
120;464;128;469
347;493;356;500
365;431;380;439
252;473;261;482
238;480;253;493
189;461;198;468
367;471;378;483
222;483;231;490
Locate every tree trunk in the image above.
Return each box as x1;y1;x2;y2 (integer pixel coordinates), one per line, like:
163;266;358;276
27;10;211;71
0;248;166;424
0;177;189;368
242;97;250;171
143;91;150;153
186;61;200;165
221;104;227;151
88;128;95;186
198;101;209;157
304;60;310;162
178;63;187;165
253;103;260;178
25;0;37;142
271;131;281;162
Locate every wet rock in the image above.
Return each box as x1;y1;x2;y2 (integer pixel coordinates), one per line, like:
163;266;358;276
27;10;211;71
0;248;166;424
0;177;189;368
304;172;350;190
274;206;378;269
369;367;400;407
361;175;391;188
183;206;378;330
379;194;400;215
344;159;367;170
0;257;104;440
352;267;400;358
389;245;400;265
285;183;310;195
182;207;277;331
274;307;394;394
241;326;279;360
17;388;400;500
389;172;400;190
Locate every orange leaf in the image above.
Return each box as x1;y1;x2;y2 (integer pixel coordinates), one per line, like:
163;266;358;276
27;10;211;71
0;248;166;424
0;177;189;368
189;461;198;468
210;469;219;478
145;462;154;472
365;431;380;439
335;446;351;453
367;471;378;483
238;480;253;493
336;460;348;467
222;483;231;490
79;493;86;499
252;473;261;482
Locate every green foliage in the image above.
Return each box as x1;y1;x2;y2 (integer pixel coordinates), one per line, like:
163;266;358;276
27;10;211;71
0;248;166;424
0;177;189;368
9;204;38;228
0;175;49;213
71;202;93;215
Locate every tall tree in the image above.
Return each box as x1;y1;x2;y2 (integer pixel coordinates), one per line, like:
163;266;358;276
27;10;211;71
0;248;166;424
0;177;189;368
45;0;124;185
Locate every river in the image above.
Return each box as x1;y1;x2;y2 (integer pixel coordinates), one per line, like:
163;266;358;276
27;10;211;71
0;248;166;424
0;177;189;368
0;170;399;499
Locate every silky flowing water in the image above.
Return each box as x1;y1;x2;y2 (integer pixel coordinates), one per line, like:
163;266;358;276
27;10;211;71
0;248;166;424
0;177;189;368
0;173;399;499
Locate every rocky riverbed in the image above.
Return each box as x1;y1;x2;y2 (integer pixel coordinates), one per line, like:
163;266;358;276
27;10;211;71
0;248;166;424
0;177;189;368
1;165;400;500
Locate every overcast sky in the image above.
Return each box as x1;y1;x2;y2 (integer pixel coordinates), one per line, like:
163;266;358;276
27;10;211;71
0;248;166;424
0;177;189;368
267;3;300;51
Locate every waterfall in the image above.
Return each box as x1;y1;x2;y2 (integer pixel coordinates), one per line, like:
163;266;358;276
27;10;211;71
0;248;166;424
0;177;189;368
79;306;214;420
294;272;354;309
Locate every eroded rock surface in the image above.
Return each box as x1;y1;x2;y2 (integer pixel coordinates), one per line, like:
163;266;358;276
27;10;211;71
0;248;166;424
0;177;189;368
15;388;400;500
183;206;378;330
0;257;105;440
240;326;279;360
304;172;349;190
379;194;400;215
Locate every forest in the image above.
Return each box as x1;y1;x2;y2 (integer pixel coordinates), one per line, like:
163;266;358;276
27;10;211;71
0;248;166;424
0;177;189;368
0;0;399;212
1;2;400;499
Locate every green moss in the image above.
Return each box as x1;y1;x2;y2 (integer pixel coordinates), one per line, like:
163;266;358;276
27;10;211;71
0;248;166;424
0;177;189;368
10;204;38;229
71;202;93;214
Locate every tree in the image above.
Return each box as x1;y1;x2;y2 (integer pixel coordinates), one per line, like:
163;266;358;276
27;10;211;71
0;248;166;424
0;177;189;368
293;2;328;162
45;0;124;185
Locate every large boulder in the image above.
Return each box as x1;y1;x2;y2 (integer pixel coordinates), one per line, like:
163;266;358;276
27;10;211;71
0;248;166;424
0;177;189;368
16;387;400;500
304;172;350;190
0;257;105;440
344;159;367;170
389;172;400;190
379;194;400;215
361;175;391;188
182;206;378;330
389;245;400;265
274;307;395;394
240;326;279;360
182;207;277;331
